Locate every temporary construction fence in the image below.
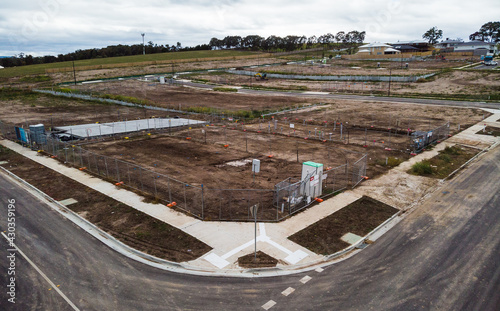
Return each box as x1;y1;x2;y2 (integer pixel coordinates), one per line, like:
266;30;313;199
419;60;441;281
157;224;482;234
2;123;368;222
273;163;352;217
226;69;436;82
410;122;450;153
239;118;452;154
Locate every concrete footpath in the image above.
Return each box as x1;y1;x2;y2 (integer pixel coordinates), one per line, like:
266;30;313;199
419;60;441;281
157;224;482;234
1;109;499;276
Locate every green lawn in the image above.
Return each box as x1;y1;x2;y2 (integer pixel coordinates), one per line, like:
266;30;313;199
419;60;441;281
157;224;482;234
0;50;259;78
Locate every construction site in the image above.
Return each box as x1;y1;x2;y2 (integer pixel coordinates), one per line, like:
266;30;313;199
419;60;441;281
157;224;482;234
0;86;488;222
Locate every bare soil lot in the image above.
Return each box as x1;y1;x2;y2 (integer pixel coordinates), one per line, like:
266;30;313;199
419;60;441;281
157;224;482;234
289;196;398;255
0;89;157;127
476;126;500;137
71;80;308;112
249;63;433;76
0;145;211;261
190;69;500;97
48;57;284;84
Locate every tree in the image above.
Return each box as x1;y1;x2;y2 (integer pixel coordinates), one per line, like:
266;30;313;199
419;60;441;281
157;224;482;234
469;31;484;41
478;22;500;42
422;27;443;44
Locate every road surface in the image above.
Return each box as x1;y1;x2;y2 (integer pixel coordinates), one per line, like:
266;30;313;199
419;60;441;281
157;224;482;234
0;144;499;310
179;80;500;110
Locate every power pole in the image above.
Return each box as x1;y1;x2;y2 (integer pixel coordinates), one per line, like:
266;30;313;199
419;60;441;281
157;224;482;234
387;69;392;96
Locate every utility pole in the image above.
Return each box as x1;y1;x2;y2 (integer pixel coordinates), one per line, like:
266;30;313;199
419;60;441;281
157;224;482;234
387;69;392;96
141;33;145;55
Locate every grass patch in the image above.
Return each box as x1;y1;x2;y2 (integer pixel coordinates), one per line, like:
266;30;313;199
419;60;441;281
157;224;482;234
213;87;238;93
19;75;52;83
241;84;309;92
411;160;433;175
238;251;278;268
289;196;398;255
98;93;150;105
0;50;259;78
376;156;404;167
408;145;478;178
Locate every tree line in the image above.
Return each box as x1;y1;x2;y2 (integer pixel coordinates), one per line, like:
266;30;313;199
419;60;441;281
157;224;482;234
0;41;210;68
0;30;365;68
209;31;366;51
422;22;500;44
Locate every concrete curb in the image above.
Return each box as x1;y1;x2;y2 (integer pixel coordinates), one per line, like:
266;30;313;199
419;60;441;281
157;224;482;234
0;163;404;278
444;141;500;181
6;137;494;277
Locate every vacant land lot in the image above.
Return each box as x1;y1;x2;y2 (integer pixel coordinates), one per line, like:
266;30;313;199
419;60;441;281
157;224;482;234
476;126;500;137
289;196;398;254
0;145;211;261
0;88;158;127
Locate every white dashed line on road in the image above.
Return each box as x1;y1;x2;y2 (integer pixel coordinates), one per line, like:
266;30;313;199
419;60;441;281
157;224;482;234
262;300;277;310
281;287;295;296
300;275;312;284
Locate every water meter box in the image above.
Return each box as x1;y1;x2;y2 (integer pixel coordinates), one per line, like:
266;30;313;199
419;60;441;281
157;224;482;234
301;161;324;198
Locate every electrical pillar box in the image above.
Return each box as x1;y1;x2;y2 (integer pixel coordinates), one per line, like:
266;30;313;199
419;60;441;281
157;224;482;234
301;161;324;198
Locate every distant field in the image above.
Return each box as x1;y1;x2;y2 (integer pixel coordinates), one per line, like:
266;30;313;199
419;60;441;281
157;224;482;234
0;50;259;78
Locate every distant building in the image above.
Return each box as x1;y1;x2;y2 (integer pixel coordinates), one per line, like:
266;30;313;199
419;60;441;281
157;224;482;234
357;43;400;55
390;40;432;52
391;44;419;53
453;41;497;55
434;39;463;51
435;40;498;56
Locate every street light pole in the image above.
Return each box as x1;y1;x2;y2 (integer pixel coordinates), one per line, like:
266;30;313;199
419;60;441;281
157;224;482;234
72;58;77;85
141;33;145;55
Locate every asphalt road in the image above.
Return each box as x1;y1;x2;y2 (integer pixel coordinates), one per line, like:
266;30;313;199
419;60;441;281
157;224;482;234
473;64;498;70
180;80;500;110
0;144;499;311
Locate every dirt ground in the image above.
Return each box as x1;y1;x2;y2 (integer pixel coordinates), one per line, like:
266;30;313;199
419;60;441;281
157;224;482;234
70;80;309;112
248;63;434;76
0;89;161;127
238;251;278;268
188;69;500;96
288;196;398;255
476;126;500;137
47;57;285;84
0;145;211;261
267;101;486;135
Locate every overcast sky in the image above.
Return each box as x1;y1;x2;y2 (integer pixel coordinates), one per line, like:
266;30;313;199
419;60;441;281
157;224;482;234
1;0;499;57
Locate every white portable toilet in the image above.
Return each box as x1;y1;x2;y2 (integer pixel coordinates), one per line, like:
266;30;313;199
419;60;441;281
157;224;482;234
159;76;165;84
301;161;324;198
